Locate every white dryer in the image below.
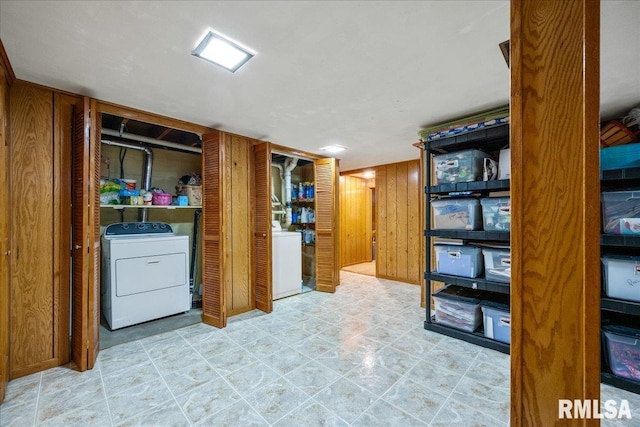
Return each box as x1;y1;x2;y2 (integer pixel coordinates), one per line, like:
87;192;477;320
272;231;302;300
101;222;190;330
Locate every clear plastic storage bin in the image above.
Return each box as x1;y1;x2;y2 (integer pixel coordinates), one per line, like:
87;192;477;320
601;191;640;235
601;255;640;303
431;198;482;230
480;197;511;231
432;286;483;333
482;248;511;283
603;325;640;381
435;244;483;278
481;301;511;344
433;149;489;184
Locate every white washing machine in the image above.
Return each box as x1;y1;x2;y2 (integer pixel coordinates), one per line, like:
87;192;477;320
101;222;190;330
272;230;302;300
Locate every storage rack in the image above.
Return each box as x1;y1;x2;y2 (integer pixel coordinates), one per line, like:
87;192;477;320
422;123;511;354
600;167;640;394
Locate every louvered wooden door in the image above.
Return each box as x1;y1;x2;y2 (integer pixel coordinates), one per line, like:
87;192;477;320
253;142;272;312
71;97;100;370
315;158;340;292
201;130;226;328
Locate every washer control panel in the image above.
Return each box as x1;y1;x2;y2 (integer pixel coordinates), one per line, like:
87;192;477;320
104;222;173;236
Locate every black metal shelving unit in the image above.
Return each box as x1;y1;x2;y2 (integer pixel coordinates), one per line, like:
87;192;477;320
422;123;511;354
600;168;640;394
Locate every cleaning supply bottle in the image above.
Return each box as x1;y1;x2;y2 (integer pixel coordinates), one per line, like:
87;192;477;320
300;207;308;223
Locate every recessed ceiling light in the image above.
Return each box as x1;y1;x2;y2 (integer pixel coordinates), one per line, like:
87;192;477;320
363;171;375;179
320;145;347;153
192;30;255;72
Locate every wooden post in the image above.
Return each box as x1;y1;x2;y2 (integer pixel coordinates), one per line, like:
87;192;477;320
510;0;600;425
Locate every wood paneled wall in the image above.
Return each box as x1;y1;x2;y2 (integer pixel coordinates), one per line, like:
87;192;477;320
9;81;73;377
339;175;372;267
223;133;253;316
0;50;11;403
376;159;421;285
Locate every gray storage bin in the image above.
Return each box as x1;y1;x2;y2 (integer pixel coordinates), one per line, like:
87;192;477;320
601;255;640;303
435;244;483;278
481;301;511;344
482;247;511;283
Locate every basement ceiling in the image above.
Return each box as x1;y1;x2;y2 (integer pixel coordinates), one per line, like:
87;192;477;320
1;1;638;171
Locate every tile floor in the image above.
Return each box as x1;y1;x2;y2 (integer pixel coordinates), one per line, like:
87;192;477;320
1;271;639;426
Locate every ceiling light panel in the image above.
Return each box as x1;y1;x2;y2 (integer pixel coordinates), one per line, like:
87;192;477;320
192;30;255;72
320;145;347;153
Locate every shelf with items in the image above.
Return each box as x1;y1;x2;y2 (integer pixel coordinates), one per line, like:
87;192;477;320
424;320;510;354
100;204;202;210
600;164;640;395
425;272;510;294
292;198;315;204
428;179;510;195
422;121;511;354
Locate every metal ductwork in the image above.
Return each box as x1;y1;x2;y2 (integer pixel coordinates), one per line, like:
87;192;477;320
282;157;298;228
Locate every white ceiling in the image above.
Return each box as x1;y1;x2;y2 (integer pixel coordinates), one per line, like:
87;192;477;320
1;1;638;171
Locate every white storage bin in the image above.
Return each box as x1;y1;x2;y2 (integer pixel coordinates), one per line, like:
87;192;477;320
480;197;511;231
482;248;511;283
433;286;483;333
436;244;483;278
602;191;640;235
433;149;489;184
431;198;482;230
602;255;640;303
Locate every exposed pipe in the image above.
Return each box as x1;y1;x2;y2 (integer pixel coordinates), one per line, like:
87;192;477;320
271;163;286;207
102;128;202;154
282;157;298;227
102;139;153;222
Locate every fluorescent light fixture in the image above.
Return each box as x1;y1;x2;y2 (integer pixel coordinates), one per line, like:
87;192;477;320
320;144;347;153
192;30;255;72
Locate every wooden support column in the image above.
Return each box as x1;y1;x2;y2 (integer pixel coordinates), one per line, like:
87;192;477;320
511;0;600;425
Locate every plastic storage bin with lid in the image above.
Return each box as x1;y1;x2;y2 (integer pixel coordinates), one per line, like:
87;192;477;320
480;197;511;231
602;325;640;381
601;190;640;235
481;300;511;344
601;254;640;303
433;149;490;184
482;247;511;283
435;244;483;278
432;285;484;332
431;198;482;230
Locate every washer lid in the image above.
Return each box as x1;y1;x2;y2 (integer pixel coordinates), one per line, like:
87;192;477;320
104;222;174;237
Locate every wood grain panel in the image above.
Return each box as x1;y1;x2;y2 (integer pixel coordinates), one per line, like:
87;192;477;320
396;162;408;281
375;160;421;285
202;130;226;328
9;82;56;374
376;166;387;277
386;163;398;278
223;137;233;313
229;135;252;315
510;1;600;425
315;158;338;292
97;100;211;136
0;62;10;402
252;142;272;312
407;160;421;285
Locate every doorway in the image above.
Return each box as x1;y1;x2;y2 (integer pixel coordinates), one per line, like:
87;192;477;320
339;170;376;277
97;112;204;349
